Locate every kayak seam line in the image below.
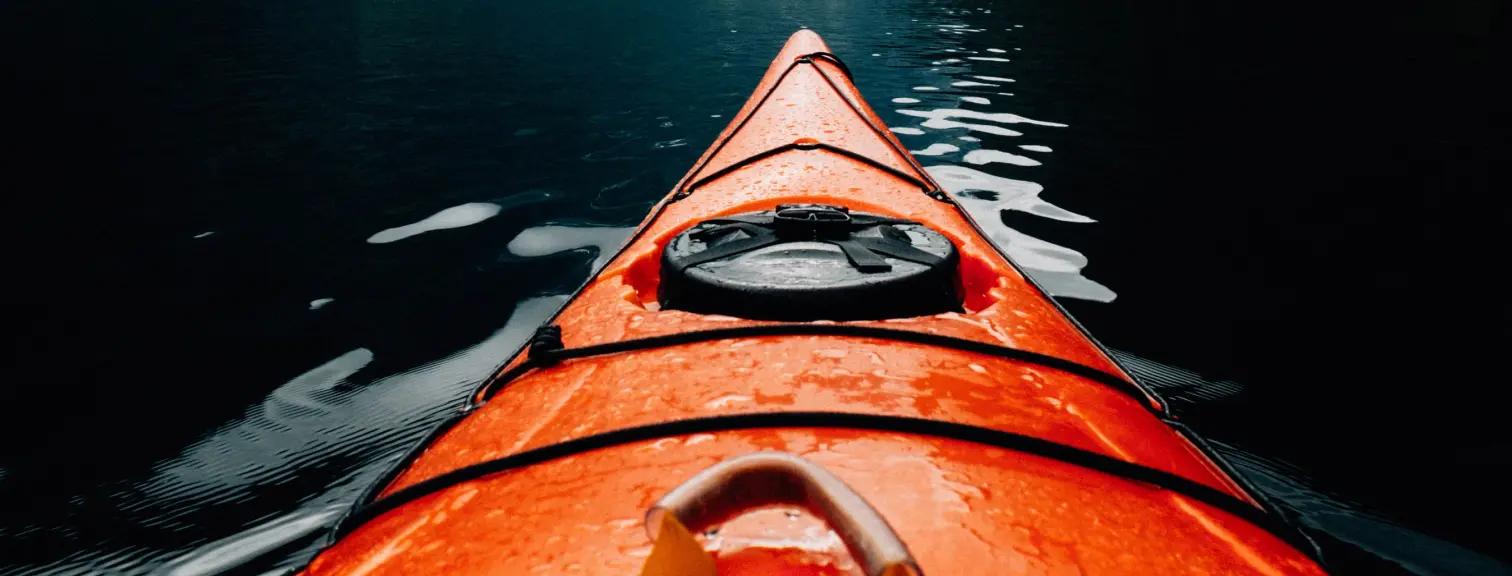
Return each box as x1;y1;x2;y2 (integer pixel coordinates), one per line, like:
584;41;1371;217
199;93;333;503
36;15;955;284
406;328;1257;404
675;51;943;200
674;52;824;194
476;323;1149;406
329;412;1303;552
805;56;949;193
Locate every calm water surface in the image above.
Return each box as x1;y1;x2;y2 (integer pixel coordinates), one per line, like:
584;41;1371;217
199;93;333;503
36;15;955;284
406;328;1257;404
3;0;1504;574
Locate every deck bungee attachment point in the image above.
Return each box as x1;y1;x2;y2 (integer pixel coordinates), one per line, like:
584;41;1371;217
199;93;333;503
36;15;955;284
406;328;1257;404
301;30;1327;575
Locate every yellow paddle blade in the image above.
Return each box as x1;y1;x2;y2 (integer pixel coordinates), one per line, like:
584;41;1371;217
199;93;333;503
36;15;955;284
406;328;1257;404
639;515;717;576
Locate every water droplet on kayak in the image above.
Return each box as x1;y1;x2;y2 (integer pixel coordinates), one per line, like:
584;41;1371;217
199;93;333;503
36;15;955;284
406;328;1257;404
704;394;752;409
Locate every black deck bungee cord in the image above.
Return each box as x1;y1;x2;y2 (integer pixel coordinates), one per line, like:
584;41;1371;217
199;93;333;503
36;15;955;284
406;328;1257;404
476;322;1153;406
330;411;1318;556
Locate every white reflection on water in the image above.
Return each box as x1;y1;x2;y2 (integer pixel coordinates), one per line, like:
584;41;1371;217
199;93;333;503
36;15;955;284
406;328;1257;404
898;107;1067;127
933;166;1116;302
920;117;1021;137
894;49;1112;302
928;165;1092;224
964;148;1041;167
506;224;634;270
366;202;502;244
910;143;960;157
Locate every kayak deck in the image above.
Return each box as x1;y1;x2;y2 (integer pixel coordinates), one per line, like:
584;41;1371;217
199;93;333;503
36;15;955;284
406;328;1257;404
304;30;1325;575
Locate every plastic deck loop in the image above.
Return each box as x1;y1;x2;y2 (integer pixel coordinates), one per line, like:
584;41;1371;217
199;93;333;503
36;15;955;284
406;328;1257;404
647;452;922;576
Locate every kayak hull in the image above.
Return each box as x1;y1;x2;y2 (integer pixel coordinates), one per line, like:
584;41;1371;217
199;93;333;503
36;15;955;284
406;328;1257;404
304;30;1325;575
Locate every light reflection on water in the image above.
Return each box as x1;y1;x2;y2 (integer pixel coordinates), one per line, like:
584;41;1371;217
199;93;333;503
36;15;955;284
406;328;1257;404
878;9;1112;303
366;202;502;244
507;224;634;271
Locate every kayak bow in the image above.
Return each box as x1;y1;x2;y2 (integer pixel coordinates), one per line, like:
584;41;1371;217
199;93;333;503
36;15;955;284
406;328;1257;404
303;30;1325;575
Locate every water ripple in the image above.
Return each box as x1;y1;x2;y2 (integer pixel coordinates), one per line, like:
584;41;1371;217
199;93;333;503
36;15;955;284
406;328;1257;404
13;296;568;574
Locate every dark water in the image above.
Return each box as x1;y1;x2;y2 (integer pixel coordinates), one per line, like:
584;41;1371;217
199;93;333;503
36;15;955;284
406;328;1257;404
3;0;1504;574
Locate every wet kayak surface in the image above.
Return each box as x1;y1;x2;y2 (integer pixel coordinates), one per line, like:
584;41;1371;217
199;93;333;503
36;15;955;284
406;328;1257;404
3;0;1502;574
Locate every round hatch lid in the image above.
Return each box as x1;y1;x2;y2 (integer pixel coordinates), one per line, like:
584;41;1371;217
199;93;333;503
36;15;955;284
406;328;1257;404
659;204;960;321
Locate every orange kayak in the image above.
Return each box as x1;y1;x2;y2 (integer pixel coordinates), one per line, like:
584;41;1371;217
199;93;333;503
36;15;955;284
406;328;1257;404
302;30;1325;575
